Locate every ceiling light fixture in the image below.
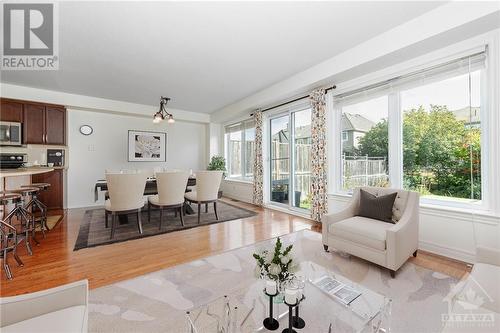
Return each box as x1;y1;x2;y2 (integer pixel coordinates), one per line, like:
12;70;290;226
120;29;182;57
153;96;174;124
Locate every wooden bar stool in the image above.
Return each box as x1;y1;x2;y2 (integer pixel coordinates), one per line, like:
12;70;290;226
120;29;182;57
10;187;39;248
21;183;50;236
1;192;27;279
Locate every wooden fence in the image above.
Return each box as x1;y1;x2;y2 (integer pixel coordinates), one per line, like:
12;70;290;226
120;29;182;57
342;155;388;189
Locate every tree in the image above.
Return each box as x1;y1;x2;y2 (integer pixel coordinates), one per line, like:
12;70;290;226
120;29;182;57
356;105;481;199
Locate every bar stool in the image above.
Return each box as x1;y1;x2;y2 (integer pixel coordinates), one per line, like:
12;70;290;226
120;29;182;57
1;192;27;279
21;183;50;236
9;187;39;248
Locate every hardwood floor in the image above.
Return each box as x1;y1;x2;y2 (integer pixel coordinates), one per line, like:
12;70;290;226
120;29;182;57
0;198;470;296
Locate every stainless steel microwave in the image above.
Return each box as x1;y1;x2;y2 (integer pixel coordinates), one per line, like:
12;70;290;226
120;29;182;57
0;122;22;146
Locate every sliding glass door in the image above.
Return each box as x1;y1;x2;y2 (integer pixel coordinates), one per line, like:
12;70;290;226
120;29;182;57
269;108;312;210
270;115;290;205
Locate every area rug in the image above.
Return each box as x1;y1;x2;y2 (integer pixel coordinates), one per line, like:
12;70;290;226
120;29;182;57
35;215;62;231
74;201;256;251
89;230;460;333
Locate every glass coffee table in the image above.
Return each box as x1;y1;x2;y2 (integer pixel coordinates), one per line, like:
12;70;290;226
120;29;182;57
186;261;391;333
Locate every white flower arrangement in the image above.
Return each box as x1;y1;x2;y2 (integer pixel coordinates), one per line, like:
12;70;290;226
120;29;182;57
253;237;296;284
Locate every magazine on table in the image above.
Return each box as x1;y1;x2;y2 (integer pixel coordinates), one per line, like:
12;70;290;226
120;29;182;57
311;275;362;305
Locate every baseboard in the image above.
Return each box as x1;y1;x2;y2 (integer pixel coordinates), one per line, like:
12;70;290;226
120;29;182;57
262;203;313;220
419;240;475;264
221;193;253;204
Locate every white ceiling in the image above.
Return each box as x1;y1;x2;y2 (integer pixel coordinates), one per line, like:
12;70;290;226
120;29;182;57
1;1;446;113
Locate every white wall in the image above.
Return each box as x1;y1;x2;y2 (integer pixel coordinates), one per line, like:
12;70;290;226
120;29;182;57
67;109;207;208
220;180;253;204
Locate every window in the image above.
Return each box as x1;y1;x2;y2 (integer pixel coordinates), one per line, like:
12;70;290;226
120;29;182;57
335;50;486;207
341;96;389;191
401;70;481;201
225;120;255;181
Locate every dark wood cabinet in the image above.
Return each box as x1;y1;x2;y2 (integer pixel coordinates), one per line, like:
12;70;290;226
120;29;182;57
0;98;66;145
24;103;46;144
0;100;24;122
45;106;65;145
32;169;64;210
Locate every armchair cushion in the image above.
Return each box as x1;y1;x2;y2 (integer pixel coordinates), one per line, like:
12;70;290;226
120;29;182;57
2;305;87;333
358;189;397;223
328;216;394;251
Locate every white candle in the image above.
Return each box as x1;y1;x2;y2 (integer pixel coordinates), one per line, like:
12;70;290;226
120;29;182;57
265;280;277;295
285;288;297;305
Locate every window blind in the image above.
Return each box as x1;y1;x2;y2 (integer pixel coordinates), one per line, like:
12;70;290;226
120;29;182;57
334;49;487;107
224;119;255;134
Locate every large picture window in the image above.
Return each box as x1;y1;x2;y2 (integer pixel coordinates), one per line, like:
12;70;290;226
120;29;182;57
401;70;481;201
225;120;255;181
335;51;486;206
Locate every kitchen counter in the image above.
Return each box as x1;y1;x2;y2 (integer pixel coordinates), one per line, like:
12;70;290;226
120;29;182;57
0;167;55;178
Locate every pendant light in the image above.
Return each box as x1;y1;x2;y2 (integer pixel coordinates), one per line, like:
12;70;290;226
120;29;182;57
153;96;175;124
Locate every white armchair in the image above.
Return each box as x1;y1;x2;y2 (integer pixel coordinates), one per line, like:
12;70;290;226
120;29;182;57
322;187;419;277
0;279;88;333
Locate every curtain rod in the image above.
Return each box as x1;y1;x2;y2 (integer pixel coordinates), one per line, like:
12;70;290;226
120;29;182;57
250;85;336;116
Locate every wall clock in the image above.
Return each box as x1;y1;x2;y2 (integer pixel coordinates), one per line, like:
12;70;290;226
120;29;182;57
79;125;93;136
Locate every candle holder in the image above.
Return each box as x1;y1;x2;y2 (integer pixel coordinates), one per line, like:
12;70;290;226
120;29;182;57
292;295;306;329
282;300;298;333
263;289;280;331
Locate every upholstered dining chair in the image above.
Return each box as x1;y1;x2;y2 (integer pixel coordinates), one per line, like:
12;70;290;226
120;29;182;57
148;171;189;229
184;171;223;224
105;172;147;239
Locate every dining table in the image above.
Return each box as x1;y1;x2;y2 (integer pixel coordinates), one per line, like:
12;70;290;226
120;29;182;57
94;177;198;222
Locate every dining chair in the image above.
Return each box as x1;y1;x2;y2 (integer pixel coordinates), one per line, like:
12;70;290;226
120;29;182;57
105;172;147;239
148;171;189;229
184;171;223;224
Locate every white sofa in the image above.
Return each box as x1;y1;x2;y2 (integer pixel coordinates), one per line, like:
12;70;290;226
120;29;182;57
322;187;419;277
0;280;88;333
442;247;500;333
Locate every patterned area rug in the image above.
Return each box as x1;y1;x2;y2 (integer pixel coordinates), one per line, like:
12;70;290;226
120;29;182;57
74;201;256;250
89;230;459;333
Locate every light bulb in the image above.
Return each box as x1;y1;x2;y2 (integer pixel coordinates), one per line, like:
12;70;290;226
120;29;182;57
153;113;163;123
167;115;175;124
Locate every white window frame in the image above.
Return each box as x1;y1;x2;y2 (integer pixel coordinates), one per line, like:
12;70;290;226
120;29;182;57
331;45;493;212
224;121;255;182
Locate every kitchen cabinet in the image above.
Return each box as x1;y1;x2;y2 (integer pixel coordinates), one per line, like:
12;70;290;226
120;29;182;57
32;169;64;210
45;106;66;145
24;103;46;144
0;99;24;122
24;103;66;145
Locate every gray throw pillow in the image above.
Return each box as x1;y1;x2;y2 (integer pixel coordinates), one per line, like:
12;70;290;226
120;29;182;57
357;189;397;223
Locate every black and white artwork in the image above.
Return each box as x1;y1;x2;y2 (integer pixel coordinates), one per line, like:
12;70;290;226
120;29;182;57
128;130;166;162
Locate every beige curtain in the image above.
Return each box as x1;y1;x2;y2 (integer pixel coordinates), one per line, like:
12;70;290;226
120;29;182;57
252;110;263;206
309;89;328;222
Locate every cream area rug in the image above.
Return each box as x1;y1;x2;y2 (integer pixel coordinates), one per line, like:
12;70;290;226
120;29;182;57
89;230;459;333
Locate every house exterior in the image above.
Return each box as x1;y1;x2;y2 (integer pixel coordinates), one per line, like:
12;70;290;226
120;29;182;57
341;113;376;154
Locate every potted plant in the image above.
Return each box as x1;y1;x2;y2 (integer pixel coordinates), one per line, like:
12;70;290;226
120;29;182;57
253;237;298;291
207;155;226;198
207;155;227;177
271;184;286;203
